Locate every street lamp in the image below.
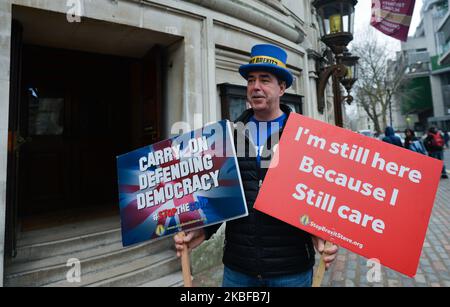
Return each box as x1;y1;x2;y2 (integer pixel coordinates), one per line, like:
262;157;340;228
340;51;359;105
313;0;358;127
314;0;357;56
311;1;359;288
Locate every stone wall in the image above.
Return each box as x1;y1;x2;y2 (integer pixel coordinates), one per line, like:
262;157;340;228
0;0;324;285
191;225;225;275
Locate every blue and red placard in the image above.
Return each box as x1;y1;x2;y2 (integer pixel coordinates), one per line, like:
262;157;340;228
117;120;248;246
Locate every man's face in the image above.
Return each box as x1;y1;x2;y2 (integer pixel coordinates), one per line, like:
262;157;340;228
247;71;286;112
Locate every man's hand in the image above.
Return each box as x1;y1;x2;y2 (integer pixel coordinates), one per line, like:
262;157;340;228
173;229;206;257
312;236;339;270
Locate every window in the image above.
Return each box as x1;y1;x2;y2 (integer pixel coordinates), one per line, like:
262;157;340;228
27;87;64;136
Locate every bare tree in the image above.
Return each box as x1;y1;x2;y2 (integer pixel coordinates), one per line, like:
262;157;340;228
351;31;408;134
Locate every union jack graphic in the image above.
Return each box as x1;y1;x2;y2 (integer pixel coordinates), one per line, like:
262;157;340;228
117;120;248;246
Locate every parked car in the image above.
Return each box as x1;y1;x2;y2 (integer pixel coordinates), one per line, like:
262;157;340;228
357;130;375;138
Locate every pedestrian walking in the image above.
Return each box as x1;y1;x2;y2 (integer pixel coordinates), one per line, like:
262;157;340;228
443;130;449;149
404;128;427;155
424;127;448;179
382;126;403;148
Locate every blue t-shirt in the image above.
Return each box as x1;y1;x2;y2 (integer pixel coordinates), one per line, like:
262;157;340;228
249;113;287;166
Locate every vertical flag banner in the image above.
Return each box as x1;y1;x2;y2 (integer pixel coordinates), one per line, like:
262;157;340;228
371;0;416;41
254;114;442;277
117;120;248;246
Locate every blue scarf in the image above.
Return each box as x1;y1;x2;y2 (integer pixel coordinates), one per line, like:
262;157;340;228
249;113;287;166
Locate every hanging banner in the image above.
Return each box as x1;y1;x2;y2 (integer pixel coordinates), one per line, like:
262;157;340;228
117;120;248;246
254;113;442;277
371;0;416;41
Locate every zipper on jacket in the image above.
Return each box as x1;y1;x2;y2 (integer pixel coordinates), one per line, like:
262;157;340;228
233;108;290;278
305;243;311;260
256;156;262;276
254;124;286;277
237;130;263;276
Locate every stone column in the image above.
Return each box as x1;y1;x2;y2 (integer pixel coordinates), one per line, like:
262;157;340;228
430;75;445;117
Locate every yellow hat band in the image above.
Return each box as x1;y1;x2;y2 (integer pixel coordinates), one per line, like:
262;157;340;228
249;56;286;68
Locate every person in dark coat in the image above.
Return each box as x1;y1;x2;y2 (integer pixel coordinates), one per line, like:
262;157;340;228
174;44;339;287
404;128;415;150
443;130;449;149
382;126;403;147
404;128;427;154
424;127;448;179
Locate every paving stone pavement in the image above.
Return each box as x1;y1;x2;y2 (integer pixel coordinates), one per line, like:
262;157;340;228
193;149;450;287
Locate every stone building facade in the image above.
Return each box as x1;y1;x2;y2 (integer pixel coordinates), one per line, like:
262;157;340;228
0;0;332;286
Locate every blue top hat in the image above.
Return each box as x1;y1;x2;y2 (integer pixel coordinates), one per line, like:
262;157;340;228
239;44;294;88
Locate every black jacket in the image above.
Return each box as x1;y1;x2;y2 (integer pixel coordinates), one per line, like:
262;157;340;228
205;104;315;278
382;127;403;148
424;132;444;152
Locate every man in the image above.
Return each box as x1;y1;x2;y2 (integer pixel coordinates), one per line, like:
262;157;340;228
174;44;338;287
404;128;426;155
424;127;448;179
444;130;449;149
382;126;403;148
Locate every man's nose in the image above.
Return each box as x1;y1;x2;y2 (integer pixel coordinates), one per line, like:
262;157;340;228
252;79;262;90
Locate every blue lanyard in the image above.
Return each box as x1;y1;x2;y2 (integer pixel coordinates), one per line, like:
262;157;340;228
250;113;286;166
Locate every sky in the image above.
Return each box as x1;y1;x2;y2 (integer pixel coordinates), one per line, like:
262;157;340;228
346;1;424;122
353;0;424;52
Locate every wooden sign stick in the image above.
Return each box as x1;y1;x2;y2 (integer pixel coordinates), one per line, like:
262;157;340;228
312;241;333;287
179;232;193;287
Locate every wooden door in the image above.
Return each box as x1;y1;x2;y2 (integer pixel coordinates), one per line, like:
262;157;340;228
19;46;75;216
128;45;163;149
18;46;132;217
6;20;23;257
141;46;163;145
69;53;131;209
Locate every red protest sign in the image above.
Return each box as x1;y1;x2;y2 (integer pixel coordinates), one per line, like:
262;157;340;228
254;114;443;277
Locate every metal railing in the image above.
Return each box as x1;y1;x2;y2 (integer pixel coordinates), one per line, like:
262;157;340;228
407;51;430;65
